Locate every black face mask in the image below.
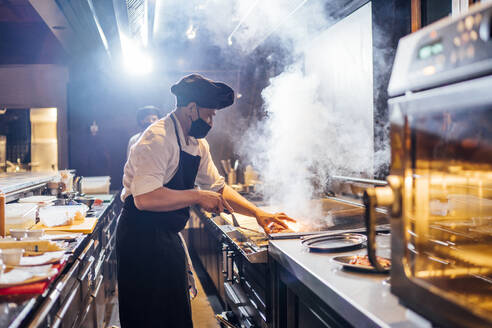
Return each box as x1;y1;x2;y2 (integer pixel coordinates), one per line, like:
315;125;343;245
188;108;211;139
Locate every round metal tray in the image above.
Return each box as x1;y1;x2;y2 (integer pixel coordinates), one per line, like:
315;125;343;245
331;255;391;273
301;233;367;252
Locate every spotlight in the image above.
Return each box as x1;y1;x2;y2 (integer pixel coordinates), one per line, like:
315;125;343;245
121;35;153;75
186;24;197;40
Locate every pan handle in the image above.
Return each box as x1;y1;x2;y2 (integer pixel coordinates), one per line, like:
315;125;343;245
363;176;401;272
364;189;385;272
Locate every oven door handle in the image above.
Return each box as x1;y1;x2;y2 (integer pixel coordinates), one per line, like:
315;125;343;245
224;282;246;306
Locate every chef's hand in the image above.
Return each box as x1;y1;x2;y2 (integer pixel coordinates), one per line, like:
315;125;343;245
255;210;296;233
197;190;233;214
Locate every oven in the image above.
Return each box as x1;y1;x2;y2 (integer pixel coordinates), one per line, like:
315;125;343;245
364;2;492;327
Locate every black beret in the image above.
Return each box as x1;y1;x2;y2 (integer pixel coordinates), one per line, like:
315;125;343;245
171;74;234;109
136;105;161;123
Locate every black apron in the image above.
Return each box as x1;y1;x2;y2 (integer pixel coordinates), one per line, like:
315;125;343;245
117;115;200;328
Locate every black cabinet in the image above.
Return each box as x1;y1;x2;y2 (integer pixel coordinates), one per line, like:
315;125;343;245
186;209;226;305
269;258;352;328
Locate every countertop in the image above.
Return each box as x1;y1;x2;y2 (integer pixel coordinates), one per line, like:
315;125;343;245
0;193;117;328
0;173;57;195
269;236;431;328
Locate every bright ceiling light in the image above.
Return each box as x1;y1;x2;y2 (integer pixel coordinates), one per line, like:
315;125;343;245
186;24;197;40
121;35;153;75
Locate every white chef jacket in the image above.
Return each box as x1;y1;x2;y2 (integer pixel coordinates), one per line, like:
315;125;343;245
121;112;225;201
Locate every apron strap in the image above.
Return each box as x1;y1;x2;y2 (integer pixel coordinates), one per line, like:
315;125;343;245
170;114;182;151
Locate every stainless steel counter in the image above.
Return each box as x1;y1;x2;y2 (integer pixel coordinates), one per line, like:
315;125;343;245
0;193;121;328
269;236;431;328
0;172;57;194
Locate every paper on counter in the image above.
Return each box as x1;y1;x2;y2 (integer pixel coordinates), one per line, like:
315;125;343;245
0;265;57;285
19;251;65;266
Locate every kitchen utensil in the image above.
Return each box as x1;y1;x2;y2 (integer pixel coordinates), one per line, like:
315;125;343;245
233;160;239;171
220;160;230;174
80;176;110;194
224;209;240;227
300;224;391;241
231;213;240;227
9;229;44;240
301;233;366;252
27;229;44;239
74;196;95;209
0;249;25;266
227;170;237;185
5;203;38;232
226;159;232;173
9;229;28;240
331;255;391;273
73;176;81;193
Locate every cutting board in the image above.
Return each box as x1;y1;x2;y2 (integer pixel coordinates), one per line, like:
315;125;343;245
31;217;98;234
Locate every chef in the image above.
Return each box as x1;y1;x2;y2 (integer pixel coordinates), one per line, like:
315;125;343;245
126;105;160;158
117;73;294;327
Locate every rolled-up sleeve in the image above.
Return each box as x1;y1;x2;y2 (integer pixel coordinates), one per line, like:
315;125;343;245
129;131;175;196
196;140;225;191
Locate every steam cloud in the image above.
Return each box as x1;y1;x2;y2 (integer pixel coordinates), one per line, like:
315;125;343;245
155;1;390;223
240;2;378;221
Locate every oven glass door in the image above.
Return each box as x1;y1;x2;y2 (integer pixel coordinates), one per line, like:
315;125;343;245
394;75;492;321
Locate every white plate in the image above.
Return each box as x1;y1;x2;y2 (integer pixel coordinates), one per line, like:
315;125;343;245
43;233;82;241
18;196;57;204
301;233;366;252
0;265;58;288
332;255;391;273
18;251;66;266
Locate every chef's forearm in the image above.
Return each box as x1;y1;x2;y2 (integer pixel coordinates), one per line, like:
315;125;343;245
221;185;261;217
134;187;199;212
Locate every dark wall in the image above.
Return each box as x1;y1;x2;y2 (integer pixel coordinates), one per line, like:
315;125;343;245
67;64;241;189
372;0;412;178
68;69;170;188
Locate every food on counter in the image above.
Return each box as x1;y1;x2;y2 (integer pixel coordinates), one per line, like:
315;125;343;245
266;221;294;234
74;210;85;222
39;204;88;227
349;255;391;268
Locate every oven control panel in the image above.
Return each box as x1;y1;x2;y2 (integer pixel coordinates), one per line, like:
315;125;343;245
389;2;492;96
